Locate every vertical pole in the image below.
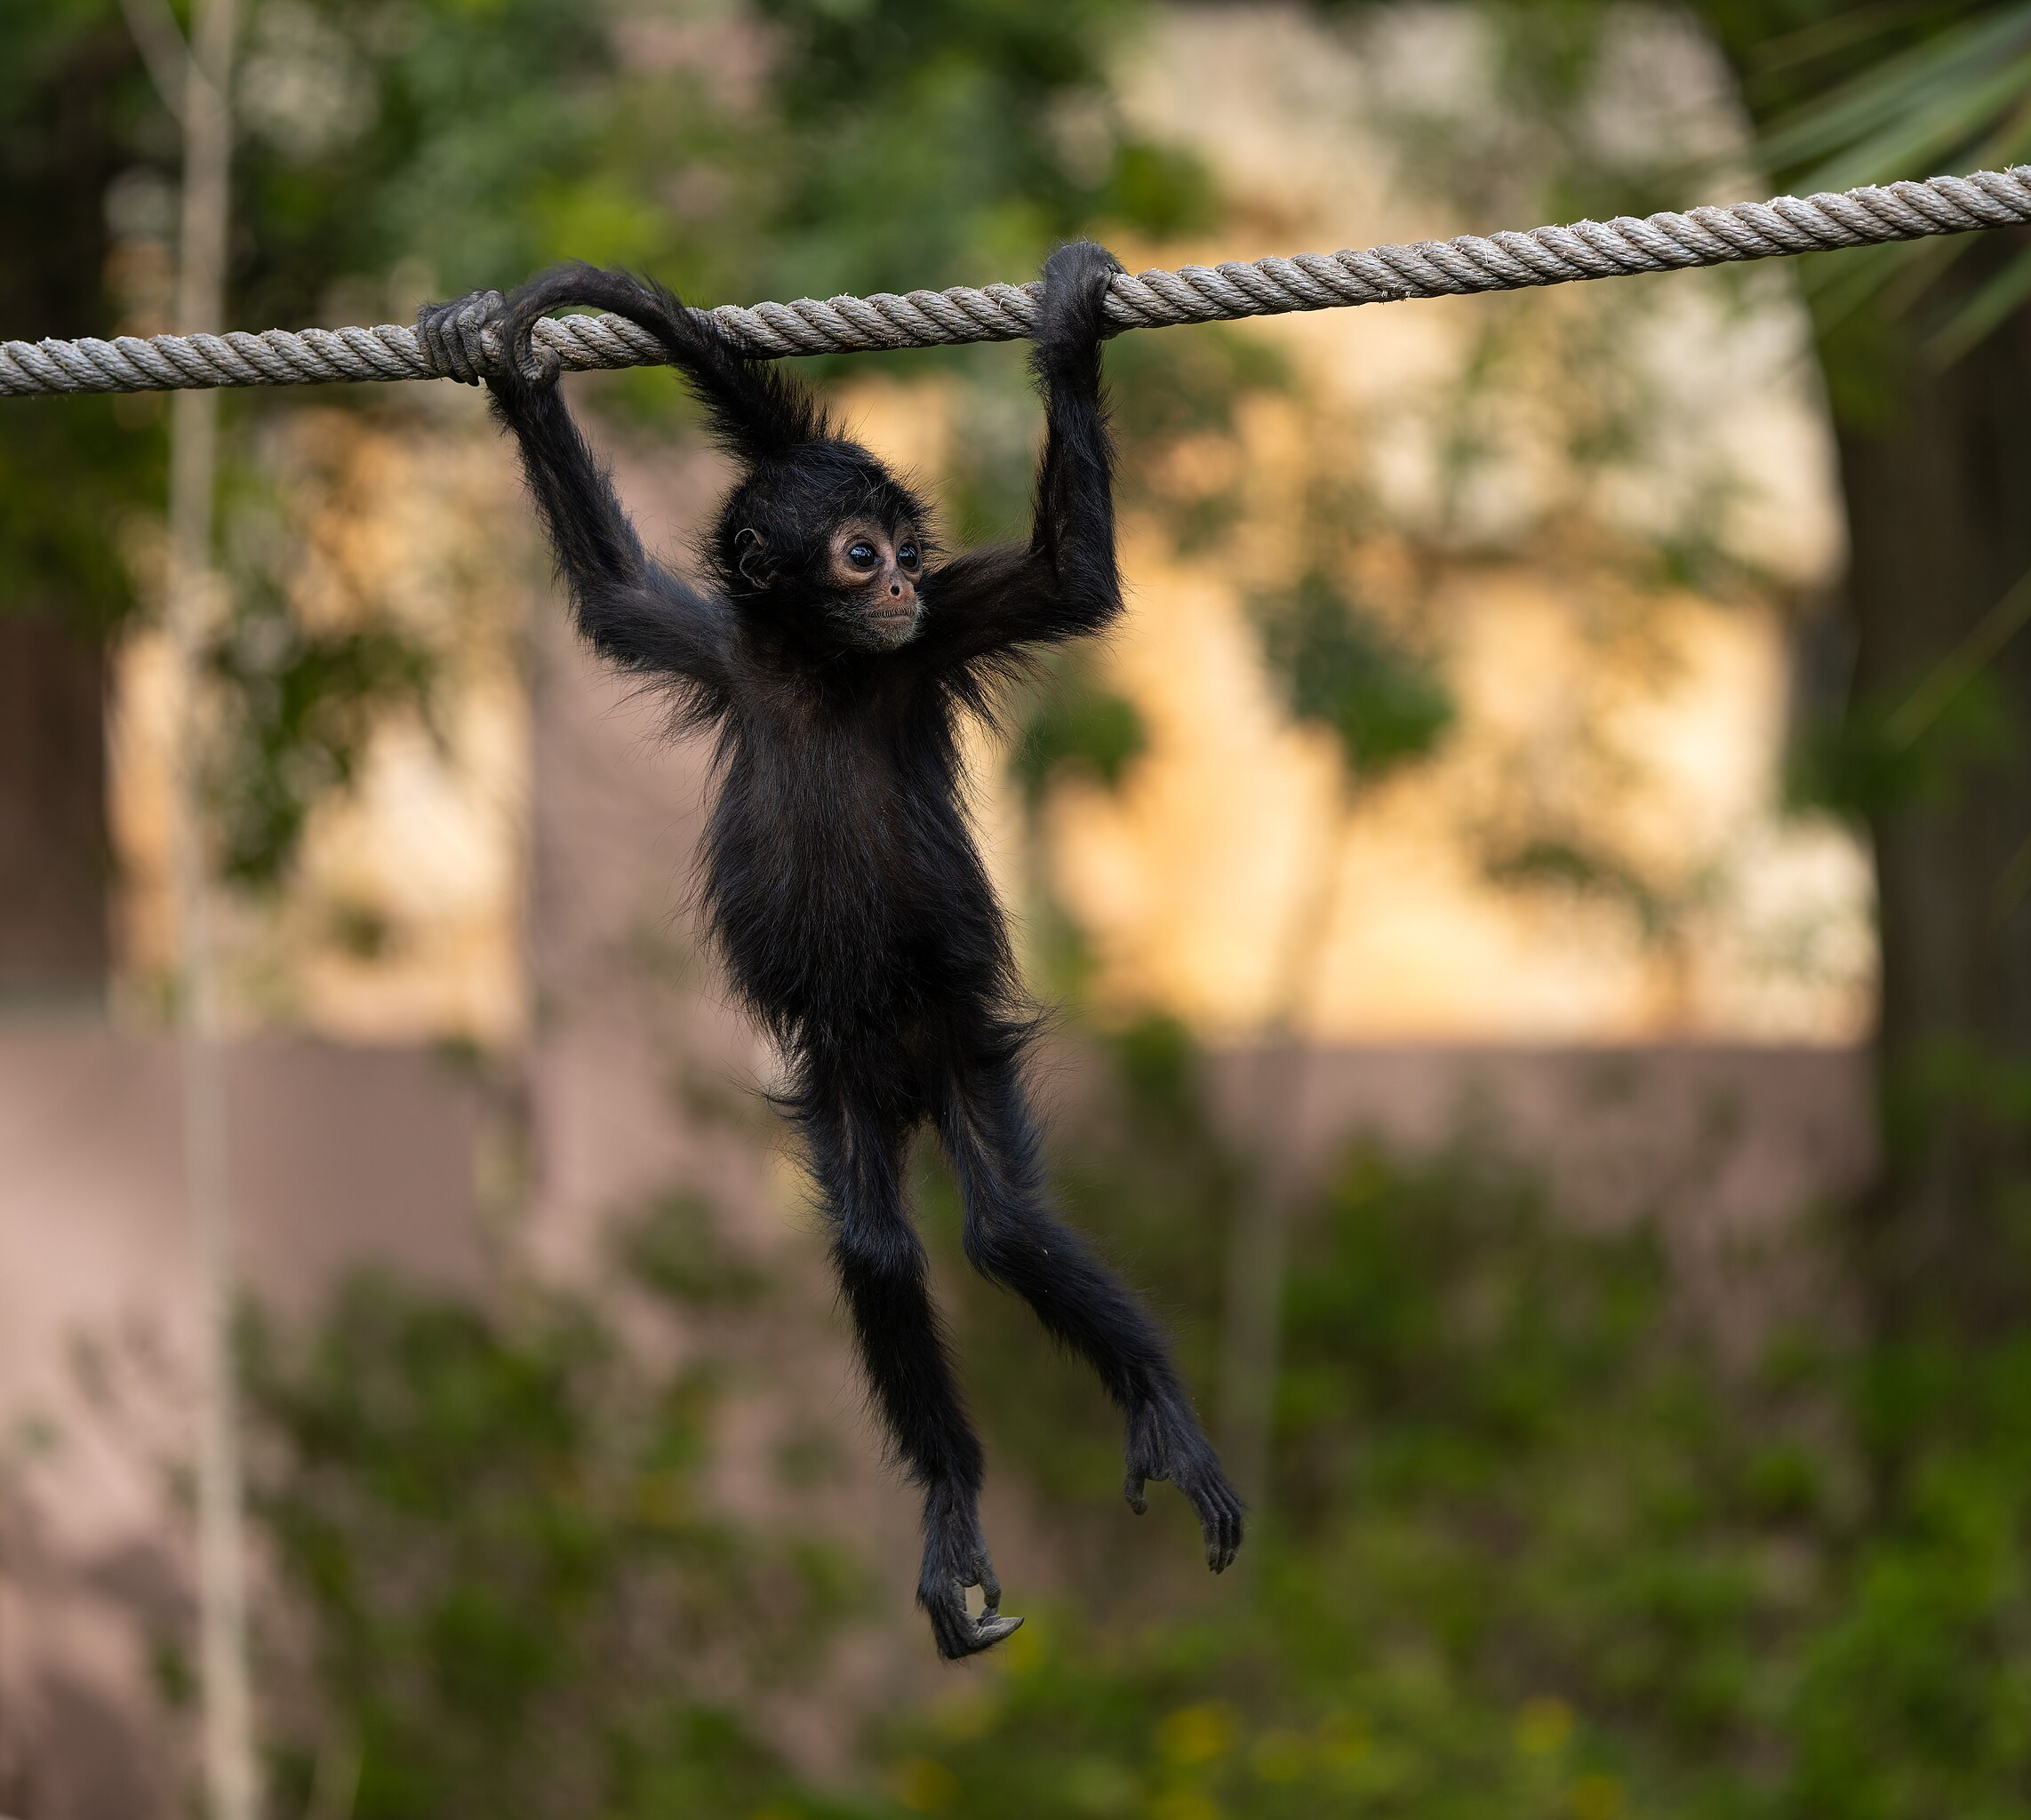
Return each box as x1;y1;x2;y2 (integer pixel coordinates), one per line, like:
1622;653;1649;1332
1218;775;1353;1578
164;0;253;1814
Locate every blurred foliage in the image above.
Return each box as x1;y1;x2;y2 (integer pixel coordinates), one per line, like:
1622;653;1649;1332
883;1053;2031;1819
612;1187;772;1307
1334;0;1707;228
1010;652;1147;809
235;1025;2031;1818
1726;0;2031;364
1787;666;2021;822
754;0;1215;303
1251;569;1455;779
237;1194;868;1820
229;0;663;323
1482;829;1707;946
1747;3;2031;191
205;571;436;887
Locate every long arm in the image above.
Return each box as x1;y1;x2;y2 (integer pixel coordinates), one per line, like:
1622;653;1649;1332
418;283;740;708
917;242;1124;668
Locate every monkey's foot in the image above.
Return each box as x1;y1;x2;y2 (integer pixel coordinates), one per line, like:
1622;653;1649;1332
918;1499;1022;1661
1123;1395;1246;1572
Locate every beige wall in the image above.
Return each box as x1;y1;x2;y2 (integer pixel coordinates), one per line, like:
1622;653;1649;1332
0;1030;482;1818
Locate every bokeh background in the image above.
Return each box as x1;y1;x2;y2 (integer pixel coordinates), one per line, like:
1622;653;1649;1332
3;1;2030;1815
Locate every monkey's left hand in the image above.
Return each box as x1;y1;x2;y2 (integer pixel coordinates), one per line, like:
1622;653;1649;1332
1035;240;1123;355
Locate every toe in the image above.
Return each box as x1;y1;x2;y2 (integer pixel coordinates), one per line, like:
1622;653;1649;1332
921;1574;972;1660
973;1612;1023;1650
927;1598;974;1661
930;1596;1022;1660
1191;1478;1245;1572
973;1562;1003;1614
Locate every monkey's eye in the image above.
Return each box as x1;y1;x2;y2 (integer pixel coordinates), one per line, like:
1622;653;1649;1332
897;542;920;569
846;542;879;570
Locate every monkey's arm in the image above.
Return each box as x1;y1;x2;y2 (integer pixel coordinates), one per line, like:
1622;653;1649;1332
918;243;1123;667
420;291;738;703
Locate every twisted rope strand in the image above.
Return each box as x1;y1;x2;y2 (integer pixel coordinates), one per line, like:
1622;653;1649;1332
5;165;2028;398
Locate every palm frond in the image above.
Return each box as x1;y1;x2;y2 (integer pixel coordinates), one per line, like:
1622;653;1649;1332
1754;0;2031;360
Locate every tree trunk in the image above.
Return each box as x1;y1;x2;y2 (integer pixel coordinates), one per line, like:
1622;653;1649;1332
1835;275;2031;1333
0;23;140;999
0;615;109;999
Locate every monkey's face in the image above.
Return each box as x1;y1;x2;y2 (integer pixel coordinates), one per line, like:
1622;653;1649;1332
716;443;934;654
825;519;924;650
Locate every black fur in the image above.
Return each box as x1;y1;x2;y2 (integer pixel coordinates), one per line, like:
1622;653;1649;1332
420;244;1243;1660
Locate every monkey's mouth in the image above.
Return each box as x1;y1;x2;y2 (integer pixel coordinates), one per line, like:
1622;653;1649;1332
866;603;922;645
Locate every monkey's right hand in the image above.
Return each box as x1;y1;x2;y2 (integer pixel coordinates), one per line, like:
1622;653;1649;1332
417;289;560;391
416;291;504;387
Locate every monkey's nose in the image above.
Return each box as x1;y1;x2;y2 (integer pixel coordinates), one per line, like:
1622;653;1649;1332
889;581;904;598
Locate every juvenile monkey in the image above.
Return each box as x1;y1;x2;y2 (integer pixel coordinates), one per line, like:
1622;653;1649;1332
420;245;1242;1658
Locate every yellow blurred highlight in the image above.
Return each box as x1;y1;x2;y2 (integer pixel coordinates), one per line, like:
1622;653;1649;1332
1515;1696;1577;1755
1571;1773;1628;1820
1249;1728;1310;1782
1159;1701;1238;1765
932;1686;999;1741
1315;1710;1371;1767
891;1754;961;1813
1002;1618;1043;1672
1149;1792;1221;1820
631;1472;692;1529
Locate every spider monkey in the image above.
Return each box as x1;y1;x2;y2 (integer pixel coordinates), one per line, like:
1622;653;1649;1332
419;244;1243;1660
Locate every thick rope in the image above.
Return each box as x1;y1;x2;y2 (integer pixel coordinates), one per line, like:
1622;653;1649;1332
5;165;2029;397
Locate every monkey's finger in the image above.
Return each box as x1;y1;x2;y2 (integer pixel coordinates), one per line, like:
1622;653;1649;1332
972;1560;1004;1615
1194;1478;1245;1573
926;1583;1022;1659
975;1612;1023;1648
1172;1464;1236;1571
924;1584;976;1660
416;312;460;385
1123;1466;1149;1515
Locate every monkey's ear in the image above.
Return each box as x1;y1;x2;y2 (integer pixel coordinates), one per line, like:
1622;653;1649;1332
734;527;773;588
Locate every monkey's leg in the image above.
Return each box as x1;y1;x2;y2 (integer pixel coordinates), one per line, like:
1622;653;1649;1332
938;1059;1244;1572
805;1093;1021;1659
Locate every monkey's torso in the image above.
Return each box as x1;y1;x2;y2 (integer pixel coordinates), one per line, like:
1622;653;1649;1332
700;652;1020;1085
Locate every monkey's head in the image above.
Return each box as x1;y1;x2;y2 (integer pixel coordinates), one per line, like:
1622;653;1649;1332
713;440;934;654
